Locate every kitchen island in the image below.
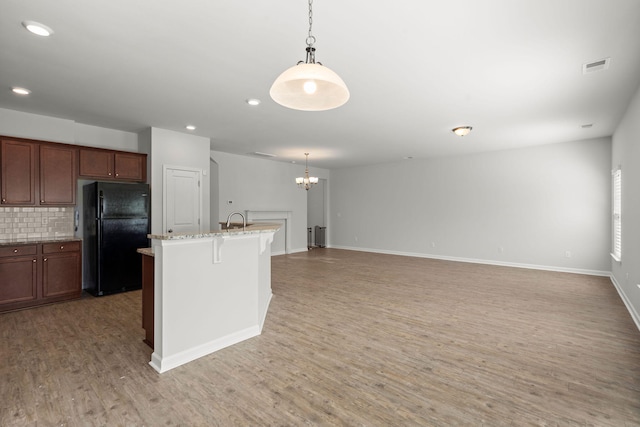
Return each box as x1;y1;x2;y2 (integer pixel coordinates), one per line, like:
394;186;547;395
145;223;279;373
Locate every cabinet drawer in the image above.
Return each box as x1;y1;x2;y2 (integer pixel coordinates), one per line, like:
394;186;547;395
42;241;81;254
0;245;38;258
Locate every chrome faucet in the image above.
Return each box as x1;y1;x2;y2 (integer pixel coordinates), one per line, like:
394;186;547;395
226;211;246;231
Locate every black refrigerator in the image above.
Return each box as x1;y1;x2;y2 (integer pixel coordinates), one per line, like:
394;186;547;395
83;182;150;296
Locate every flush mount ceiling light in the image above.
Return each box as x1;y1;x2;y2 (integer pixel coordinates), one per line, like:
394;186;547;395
452;126;473;137
270;0;349;111
296;153;319;190
12;87;31;95
22;21;54;37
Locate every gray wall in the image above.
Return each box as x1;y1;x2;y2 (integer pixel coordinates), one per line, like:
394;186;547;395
142;128;211;235
330;138;612;275
210;150;330;253
611;84;640;328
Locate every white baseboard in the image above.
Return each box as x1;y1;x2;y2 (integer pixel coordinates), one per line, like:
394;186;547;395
328;245;611;277
259;292;273;332
149;325;261;374
610;274;640;332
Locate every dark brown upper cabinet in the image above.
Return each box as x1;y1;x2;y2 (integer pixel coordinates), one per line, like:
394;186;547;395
1;139;37;205
39;144;77;205
79;148;146;182
1;139;78;206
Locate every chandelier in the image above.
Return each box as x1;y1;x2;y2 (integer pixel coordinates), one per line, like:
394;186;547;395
296;153;319;190
270;0;349;111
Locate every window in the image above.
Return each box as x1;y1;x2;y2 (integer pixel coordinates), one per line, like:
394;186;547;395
612;168;622;262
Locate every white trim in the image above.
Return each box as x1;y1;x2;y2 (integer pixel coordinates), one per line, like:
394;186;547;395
245;210;292;254
609;274;640;332
329;245;611;277
259;293;273;332
610;252;621;263
149;326;260;373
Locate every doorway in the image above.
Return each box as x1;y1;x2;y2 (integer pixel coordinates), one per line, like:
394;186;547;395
307;178;327;248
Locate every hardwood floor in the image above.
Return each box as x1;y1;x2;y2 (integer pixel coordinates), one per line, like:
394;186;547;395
1;248;639;426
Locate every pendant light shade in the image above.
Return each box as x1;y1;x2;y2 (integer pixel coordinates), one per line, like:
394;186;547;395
270;0;349;111
270;63;349;111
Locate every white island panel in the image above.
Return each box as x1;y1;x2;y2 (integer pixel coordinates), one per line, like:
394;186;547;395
149;227;276;373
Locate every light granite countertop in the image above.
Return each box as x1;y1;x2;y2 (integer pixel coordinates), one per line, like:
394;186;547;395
148;223;281;241
137;247;154;257
0;236;82;247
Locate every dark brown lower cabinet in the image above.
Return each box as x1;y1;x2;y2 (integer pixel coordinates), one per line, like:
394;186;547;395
42;242;82;299
0;241;81;313
0;254;38;306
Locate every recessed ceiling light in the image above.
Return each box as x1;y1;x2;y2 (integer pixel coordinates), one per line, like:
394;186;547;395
452;126;473;137
246;98;261;106
185;125;196;131
12;87;31;95
22;21;54;37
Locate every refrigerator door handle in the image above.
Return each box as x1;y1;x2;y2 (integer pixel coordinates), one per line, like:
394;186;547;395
99;190;104;219
98;219;103;247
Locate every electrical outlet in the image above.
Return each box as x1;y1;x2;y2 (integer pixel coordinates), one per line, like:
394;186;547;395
565;251;572;258
354;236;358;242
431;242;436;248
498;246;504;253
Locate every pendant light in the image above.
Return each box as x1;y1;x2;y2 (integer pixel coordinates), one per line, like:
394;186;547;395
270;0;349;111
296;153;319;190
452;126;473;137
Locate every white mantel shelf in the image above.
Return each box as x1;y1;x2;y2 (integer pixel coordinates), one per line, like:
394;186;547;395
148;225;278;373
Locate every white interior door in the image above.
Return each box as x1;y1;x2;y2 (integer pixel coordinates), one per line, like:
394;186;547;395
164;166;202;234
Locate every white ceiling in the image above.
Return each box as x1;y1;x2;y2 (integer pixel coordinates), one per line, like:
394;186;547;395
1;0;640;169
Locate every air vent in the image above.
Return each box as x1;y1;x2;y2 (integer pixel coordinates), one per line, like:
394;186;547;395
583;57;610;74
251;152;277;158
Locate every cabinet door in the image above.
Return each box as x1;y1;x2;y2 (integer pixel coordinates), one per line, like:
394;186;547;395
0;139;37;205
79;148;114;179
42;251;81;299
39;144;77;205
0;256;38;308
114;152;146;181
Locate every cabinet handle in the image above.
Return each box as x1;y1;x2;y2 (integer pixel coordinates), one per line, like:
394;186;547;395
44;258;48;262
2;198;5;203
41;200;44;203
13;249;18;253
33;259;36;263
60;245;64;250
108;172;112;176
115;173;119;177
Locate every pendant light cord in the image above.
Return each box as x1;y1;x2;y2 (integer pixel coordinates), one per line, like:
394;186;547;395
306;0;315;47
303;0;319;65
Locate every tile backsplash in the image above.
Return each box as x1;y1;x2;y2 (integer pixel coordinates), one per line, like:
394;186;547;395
0;207;75;240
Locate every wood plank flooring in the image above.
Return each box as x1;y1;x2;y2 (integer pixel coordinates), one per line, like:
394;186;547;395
1;248;640;426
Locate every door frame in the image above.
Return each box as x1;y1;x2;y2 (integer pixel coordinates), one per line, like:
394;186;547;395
162;165;203;234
